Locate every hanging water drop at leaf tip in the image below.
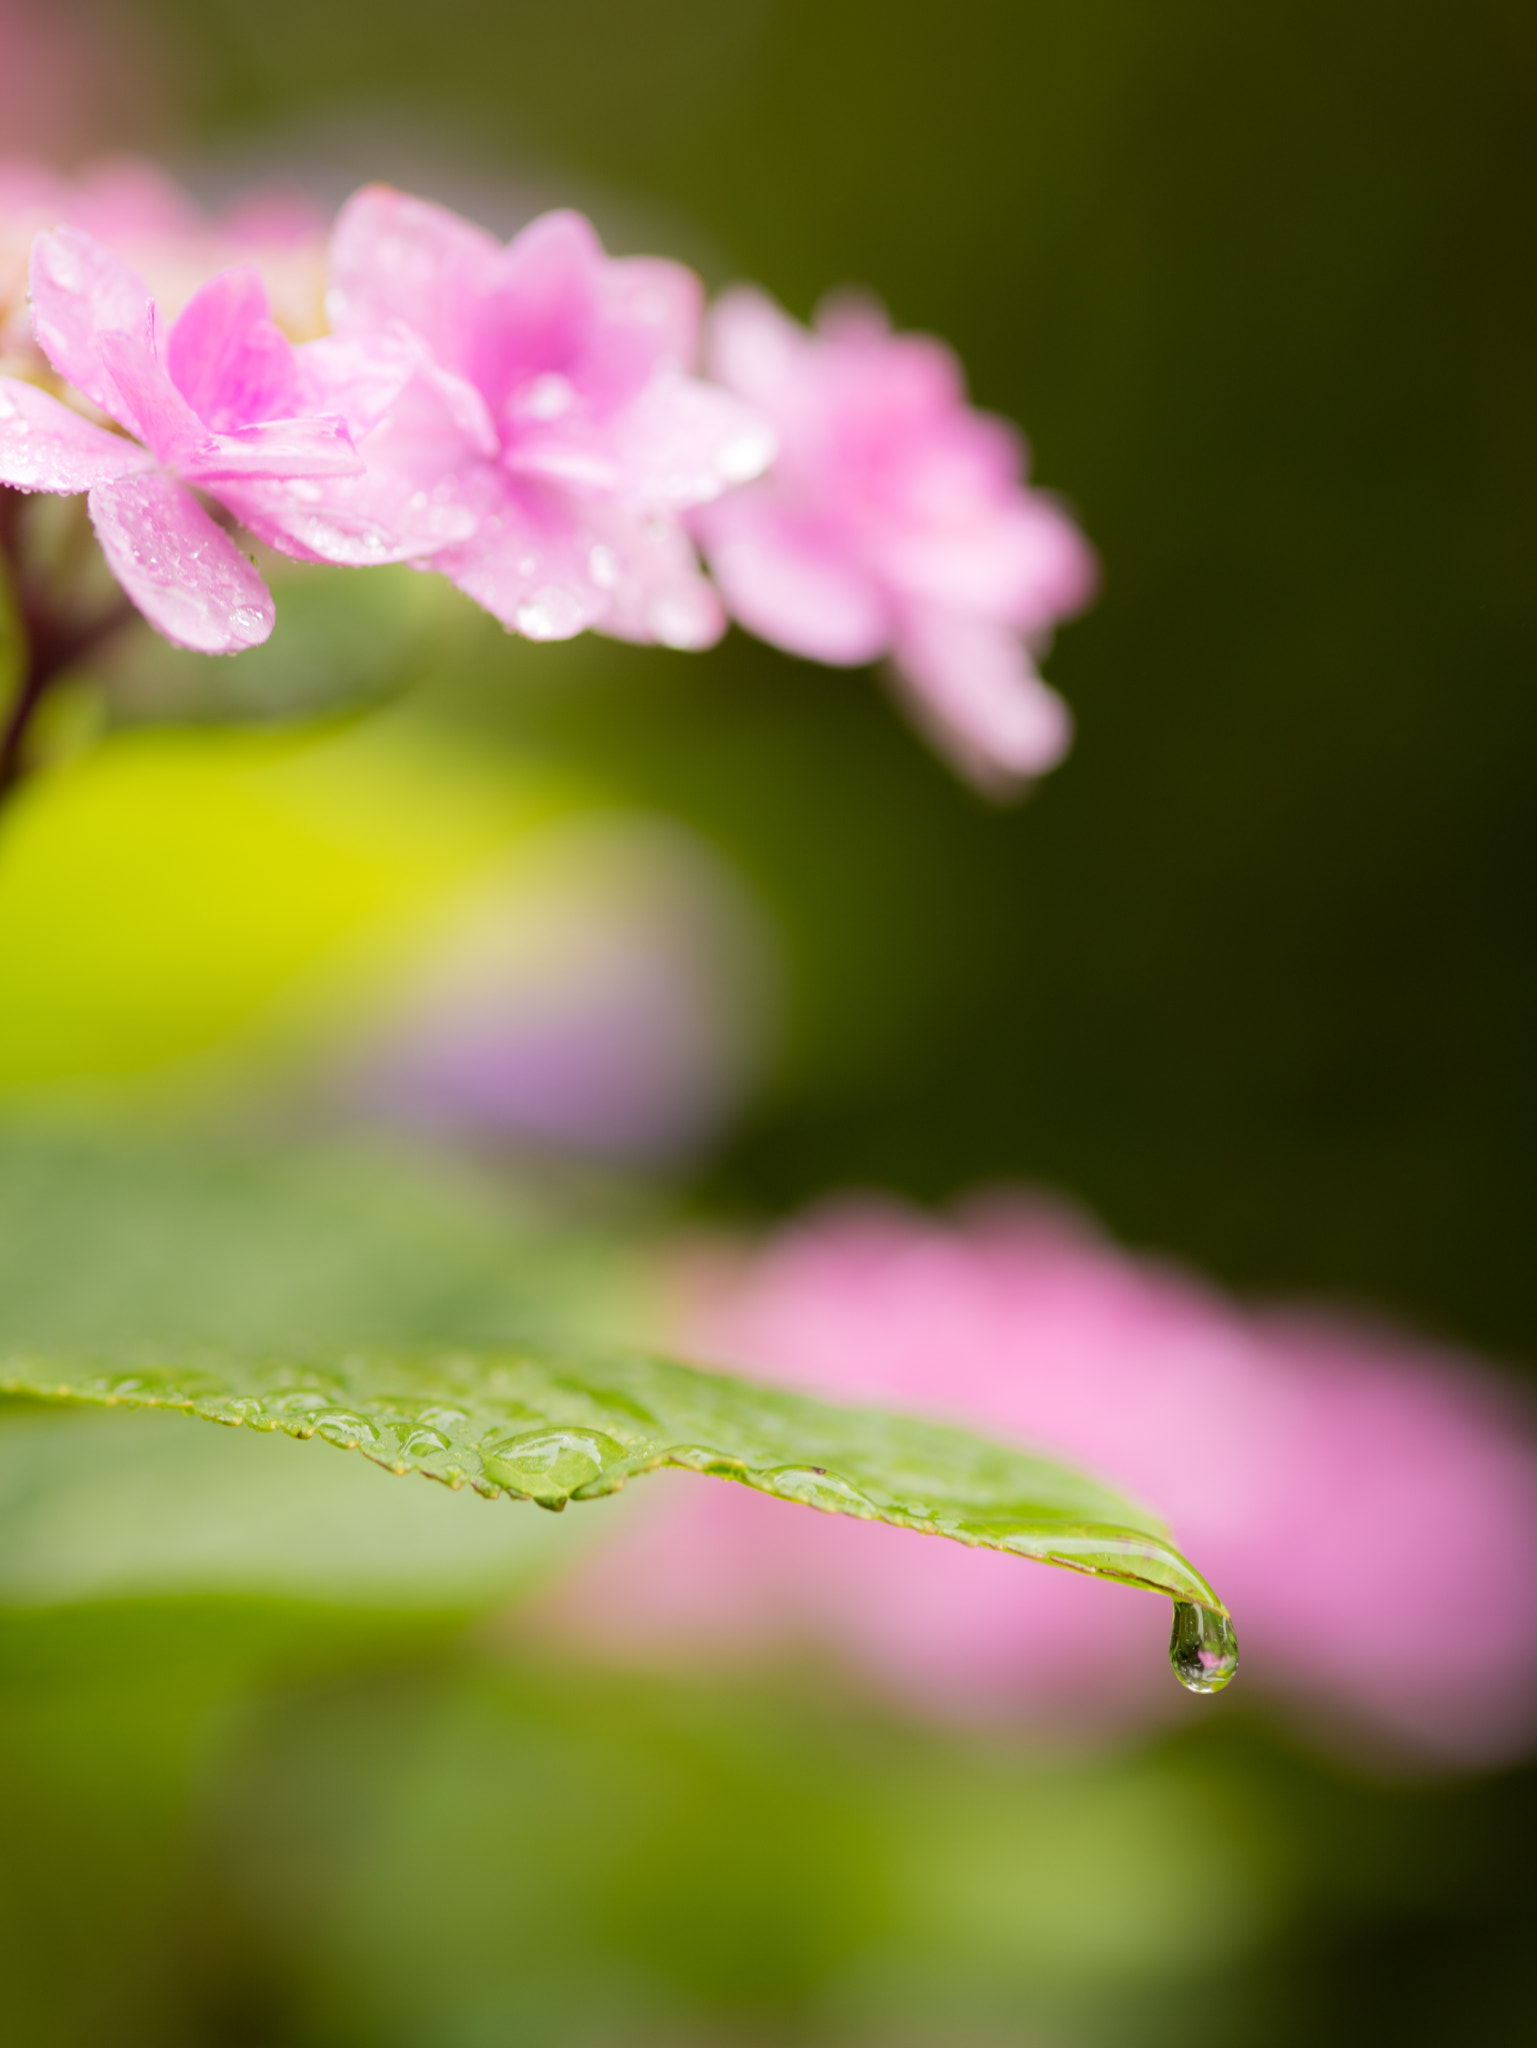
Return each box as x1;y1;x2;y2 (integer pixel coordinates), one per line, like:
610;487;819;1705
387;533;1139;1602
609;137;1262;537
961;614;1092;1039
1169;1600;1239;1695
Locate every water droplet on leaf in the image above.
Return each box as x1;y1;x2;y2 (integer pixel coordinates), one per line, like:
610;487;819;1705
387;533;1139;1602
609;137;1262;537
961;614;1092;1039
1169;1600;1239;1693
478;1425;624;1502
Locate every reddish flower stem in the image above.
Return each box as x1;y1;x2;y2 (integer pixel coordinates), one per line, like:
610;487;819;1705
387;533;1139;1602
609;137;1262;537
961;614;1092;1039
0;485;132;802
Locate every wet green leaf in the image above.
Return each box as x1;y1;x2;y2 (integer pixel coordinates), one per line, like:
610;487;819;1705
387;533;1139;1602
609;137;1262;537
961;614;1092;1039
0;1337;1227;1616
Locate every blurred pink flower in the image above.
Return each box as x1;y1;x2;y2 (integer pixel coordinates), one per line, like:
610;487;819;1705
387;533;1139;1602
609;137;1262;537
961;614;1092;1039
322;187;775;647
1;160;328;368
332;821;775;1163
0;228;434;651
693;289;1097;791
546;1196;1537;1765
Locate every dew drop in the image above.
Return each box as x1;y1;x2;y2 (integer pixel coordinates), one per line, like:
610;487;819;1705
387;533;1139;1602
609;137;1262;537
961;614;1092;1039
1169;1600;1239;1694
649;596;707;648
478;1424;624;1501
514;585;587;639
718;426;776;483
212;1395;267;1423
396;1424;453;1456
763;1464;875;1516
313;1409;380;1448
267;1388;332;1417
519;371;575;421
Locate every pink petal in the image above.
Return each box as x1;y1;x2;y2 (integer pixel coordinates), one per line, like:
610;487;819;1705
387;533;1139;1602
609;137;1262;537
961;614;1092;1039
87;470;274;653
327;185;501;382
165;267;299;431
695;489;891;665
184;415;361;485
486;211;604;365
484;211;681;419
294;330;423;440
28;227;157;427
431;476;608;638
585;503;726;650
219;363;487;565
92;321;203;464
219;464;478;568
890;608;1073;791
0;376;154;492
875;492;1099;629
586;373;775;509
706;286;808;410
605;254;705;370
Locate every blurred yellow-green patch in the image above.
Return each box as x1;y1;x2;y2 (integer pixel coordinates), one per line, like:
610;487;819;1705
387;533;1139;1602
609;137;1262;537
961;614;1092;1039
0;712;581;1090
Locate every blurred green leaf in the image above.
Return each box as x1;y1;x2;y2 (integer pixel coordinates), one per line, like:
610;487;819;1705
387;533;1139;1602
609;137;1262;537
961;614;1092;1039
0;1335;1226;1617
0;1118;639;1354
0;712;581;1090
105;560;479;727
0;1404;604;1608
0;1119;1226;1621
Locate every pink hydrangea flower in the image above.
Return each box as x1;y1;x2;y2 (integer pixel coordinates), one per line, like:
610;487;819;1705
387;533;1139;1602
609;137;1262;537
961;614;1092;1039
321;187;776;648
0;226;430;650
693;290;1098;790
545;1197;1537;1765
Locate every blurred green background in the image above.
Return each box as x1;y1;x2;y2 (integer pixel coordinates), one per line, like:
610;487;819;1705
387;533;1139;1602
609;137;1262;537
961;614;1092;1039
2;0;1534;2042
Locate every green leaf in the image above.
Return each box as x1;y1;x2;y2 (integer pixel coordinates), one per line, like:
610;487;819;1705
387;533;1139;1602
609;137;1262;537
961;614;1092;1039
0;1338;1229;1618
0;1404;600;1609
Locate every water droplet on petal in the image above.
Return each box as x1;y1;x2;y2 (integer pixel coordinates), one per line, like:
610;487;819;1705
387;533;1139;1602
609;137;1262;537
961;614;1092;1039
1169;1601;1239;1693
718;426;776;483
649;596;708;649
519;371;576;421
514;585;588;639
588;542;620;589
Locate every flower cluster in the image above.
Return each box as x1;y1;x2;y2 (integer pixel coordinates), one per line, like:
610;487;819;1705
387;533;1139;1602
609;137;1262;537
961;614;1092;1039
0;161;1093;787
544;1197;1537;1764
